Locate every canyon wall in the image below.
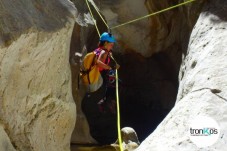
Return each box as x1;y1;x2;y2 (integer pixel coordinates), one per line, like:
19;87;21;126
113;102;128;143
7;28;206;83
137;0;227;150
0;0;76;151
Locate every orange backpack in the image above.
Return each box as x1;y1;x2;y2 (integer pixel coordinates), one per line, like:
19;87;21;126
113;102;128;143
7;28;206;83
80;49;103;92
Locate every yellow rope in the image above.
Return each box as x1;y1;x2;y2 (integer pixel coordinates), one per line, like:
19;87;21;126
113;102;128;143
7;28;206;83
115;69;123;151
88;0;110;29
110;0;196;29
85;0;100;37
87;1;123;149
109;54;123;151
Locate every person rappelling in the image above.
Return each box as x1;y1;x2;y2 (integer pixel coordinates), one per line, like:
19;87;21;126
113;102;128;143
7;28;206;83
80;32;120;145
96;32;120;86
80;32;119;93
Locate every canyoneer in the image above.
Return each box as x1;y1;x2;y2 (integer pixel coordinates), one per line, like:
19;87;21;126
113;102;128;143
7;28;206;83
96;32;120;86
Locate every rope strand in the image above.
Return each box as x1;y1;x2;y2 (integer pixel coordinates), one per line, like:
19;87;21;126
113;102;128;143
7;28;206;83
110;0;196;29
115;69;123;151
88;0;110;29
85;0;100;37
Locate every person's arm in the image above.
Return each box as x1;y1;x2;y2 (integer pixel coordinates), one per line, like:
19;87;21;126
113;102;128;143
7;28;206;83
96;50;112;70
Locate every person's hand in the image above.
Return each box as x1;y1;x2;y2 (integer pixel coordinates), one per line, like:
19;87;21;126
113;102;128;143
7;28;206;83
108;66;112;70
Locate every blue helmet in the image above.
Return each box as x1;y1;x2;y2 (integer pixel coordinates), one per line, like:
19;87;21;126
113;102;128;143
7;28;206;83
100;32;116;43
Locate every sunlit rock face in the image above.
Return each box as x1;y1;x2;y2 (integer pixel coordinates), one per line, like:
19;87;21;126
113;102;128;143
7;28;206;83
137;0;227;150
0;0;76;151
0;124;16;151
99;0;204;56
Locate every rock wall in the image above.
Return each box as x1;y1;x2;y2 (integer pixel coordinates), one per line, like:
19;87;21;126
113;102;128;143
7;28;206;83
0;124;16;151
0;0;76;151
136;0;227;150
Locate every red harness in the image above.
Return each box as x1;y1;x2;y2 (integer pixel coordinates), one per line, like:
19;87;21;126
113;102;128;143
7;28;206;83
94;48;110;71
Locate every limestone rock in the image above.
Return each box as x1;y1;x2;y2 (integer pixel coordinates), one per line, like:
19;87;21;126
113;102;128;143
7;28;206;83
0;0;77;151
0;124;16;151
121;127;140;151
98;0;204;57
112;127;139;151
136;0;227;150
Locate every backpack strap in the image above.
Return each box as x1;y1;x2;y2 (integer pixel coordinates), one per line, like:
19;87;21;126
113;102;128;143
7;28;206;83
105;51;110;64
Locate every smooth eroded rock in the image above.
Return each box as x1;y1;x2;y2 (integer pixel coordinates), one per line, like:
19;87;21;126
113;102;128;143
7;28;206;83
136;0;227;150
0;0;77;151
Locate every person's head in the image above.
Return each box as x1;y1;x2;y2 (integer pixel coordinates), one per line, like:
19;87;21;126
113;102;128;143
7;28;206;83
99;32;116;51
